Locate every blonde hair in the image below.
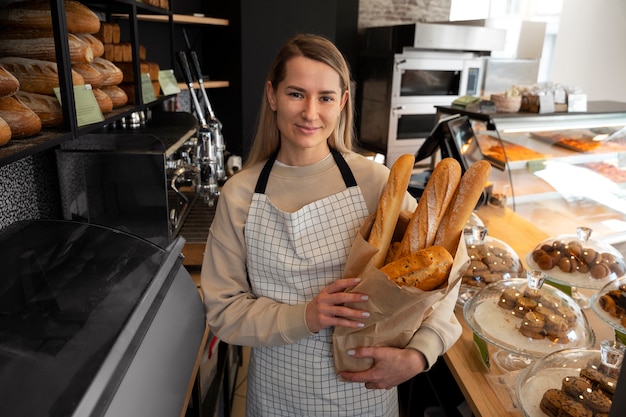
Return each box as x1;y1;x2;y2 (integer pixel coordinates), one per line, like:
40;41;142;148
245;33;354;167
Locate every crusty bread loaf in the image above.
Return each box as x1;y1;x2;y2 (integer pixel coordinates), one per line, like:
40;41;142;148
90;58;123;86
114;61;150;83
0;31;94;63
0;65;20;97
92;88;113;114
433;160;492;255
94;22;121;44
394;158;461;260
76;34;104;58
0;0;101;34
73;62;104;88
368;154;415;268
100;85;128;108
0;95;42;138
381;245;453;290
16;91;63;128
0;116;11;146
0;57;85;95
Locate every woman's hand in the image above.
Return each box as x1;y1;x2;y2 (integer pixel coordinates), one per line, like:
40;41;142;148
338;347;427;390
305;278;370;334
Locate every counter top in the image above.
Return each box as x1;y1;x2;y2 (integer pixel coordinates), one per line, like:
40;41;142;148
444;204;615;417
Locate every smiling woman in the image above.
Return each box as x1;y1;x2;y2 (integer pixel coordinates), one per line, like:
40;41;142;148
200;33;462;417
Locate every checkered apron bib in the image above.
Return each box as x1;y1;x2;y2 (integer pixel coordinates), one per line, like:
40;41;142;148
244;149;398;417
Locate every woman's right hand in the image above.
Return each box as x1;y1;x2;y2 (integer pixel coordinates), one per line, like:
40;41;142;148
305;278;370;333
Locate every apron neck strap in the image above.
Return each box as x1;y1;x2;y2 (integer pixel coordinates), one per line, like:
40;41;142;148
254;148;356;194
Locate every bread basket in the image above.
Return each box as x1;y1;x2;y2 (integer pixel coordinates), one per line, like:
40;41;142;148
491;93;522;113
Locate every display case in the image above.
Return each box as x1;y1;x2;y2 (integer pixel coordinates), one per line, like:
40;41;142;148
436;101;626;254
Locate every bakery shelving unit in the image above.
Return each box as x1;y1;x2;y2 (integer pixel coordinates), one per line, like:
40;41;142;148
436;101;626;247
0;0;229;168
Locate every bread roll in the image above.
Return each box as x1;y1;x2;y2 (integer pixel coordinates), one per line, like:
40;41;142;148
0;116;11;146
368;153;415;268
73;62;105;88
100;85;128;108
0;57;85;95
0;95;42;138
381;245;453;290
93;88;113;114
0;65;20;97
0;30;94;63
433;160;492;255
90;58;123;86
394;158;461;260
0;0;101;34
16;91;63;128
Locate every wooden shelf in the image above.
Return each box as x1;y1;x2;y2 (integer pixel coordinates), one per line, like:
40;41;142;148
115;13;229;26
178;81;229;90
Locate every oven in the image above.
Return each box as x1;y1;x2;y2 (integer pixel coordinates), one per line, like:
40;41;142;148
356;22;505;167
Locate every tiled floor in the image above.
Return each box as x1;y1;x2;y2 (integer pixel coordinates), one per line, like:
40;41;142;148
230;346;250;417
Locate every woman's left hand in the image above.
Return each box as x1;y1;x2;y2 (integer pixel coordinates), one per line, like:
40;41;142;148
338;346;427;390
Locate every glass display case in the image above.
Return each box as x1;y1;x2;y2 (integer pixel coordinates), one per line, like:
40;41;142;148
436;101;626;255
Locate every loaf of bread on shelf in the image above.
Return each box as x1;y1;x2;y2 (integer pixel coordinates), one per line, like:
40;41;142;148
92;88;113;114
0;30;94;63
0;65;20;97
95;22;121;44
73;62;105;89
0;57;85;95
76;34;104;58
16;91;63;128
0;116;11;146
100;85;128;108
90;58;123;87
0;0;101;34
114;61;151;83
0;95;42;138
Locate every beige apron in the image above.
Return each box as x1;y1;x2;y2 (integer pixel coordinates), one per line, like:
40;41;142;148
244;149;398;417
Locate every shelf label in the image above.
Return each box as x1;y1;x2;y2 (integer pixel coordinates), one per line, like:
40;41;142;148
159;69;181;96
54;84;104;127
527;159;546;174
473;332;490;368
141;72;157;103
618;153;626;168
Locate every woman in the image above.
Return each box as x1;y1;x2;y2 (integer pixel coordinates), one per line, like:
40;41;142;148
201;33;461;416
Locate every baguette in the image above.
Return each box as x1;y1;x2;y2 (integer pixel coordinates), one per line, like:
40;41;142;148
368;153;415;269
0;65;20;97
0;31;94;63
0;116;11;146
0;95;42;138
16;91;63;128
0;0;101;34
100;85;128;108
90;58;123;86
381;245;453;291
394;158;461;260
0;57;85;95
433;160;492;255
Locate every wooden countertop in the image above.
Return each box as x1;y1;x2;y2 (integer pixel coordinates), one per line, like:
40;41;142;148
444;204;615;417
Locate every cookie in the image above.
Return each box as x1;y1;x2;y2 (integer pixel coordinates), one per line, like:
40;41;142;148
539;388;569;417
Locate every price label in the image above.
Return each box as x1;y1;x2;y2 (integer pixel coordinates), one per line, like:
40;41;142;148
527;159;546;174
545;281;572;297
54;84;104;127
473;332;490;368
158;69;181;96
141;72;157;103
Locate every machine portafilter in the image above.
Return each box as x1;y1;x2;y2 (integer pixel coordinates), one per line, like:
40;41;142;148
176;50;219;206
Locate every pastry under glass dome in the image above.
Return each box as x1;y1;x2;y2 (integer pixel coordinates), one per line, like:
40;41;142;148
591;275;626;335
515;342;624;417
463;271;595;371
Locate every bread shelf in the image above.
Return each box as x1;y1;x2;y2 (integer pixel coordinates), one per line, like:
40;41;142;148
137;13;229;26
178;81;229;90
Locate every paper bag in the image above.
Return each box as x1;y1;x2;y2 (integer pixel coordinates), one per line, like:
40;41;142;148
332;214;469;373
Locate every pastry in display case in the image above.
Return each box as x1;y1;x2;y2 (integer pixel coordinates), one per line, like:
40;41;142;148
463;271;595;371
515;341;625;417
527;227;626;308
591;276;626;335
458;225;525;306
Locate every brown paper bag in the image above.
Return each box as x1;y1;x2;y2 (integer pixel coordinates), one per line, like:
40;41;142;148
332;214;469;373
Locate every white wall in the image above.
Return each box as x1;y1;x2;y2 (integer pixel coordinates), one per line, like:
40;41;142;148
551;0;626;101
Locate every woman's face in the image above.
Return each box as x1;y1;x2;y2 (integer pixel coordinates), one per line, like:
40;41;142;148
267;56;348;166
